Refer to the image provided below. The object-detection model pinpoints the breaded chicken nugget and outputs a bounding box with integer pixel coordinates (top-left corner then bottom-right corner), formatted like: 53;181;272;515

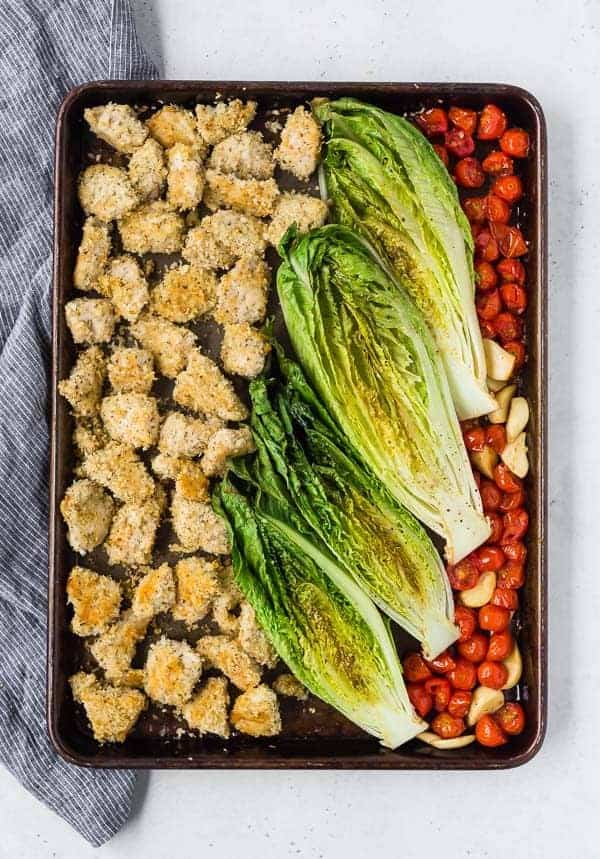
65;298;115;344
197;635;261;691
73;217;111;291
208;131;274;180
118;200;185;255
275;106;321;180
130;313;196;379
104;493;163;566
98;254;149;322
83;442;155;503
107;347;155;394
204;170;279;218
100;393;160;449
230;684;281;737
182;210;266;271
147;105;206;153
128;138;167;201
170;492;230;555
182;677;230;738
212;256;269;325
67;566;122;636
58;345;106;417
172;557;220;626
220;322;270;378
78;164;139;222
173;350;248;421
166;143;206;211
70;672;146;743
60;479;114;554
84;103;148;153
151;265;216;323
144;637;202;709
158;411;222;458
131;563;175;619
265;191;328;247
201;426;255;478
195;99;256;146
89;609;149;681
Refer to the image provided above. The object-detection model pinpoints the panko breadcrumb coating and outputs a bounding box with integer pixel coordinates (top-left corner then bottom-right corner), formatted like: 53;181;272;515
60;478;114;554
173;350;248;421
195;99;256;145
107;347;155;394
208;131;274;180
212;565;243;636
118;200;185;255
67;566;121;636
166;143;206;211
72;417;109;459
170;493;230;555
197;635;261;691
172;557;220;626
272;673;309;701
131;563;175;619
147;105;206;153
90;610;149;682
182;210;266;271
151;265;216;323
130;314;196;379
84;103;148;153
159;411;222;458
266;192;328;247
204;170;279;218
128;138;167;201
220;322;270;378
100;393;160;449
144;637;202;709
58;345;106;417
151;452;183;481
201;426;255;478
238;602;277;667
83;442;155;503
98;254;149;322
78;164;139;222
65;298;115;344
175;460;210;502
70;672;146;743
73;217;111;291
231;684;281;737
183;677;230;738
274;106;322;180
213;255;269;325
104;492;164;566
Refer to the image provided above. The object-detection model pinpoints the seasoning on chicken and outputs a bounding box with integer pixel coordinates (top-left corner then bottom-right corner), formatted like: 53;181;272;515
272;673;309;701
128;138;167;201
60;478;114;554
173;350;248;421
107;347;155;394
220;322;270;378
89;610;149;682
78;164;139;222
170;493;230;555
151;264;216;323
195;99;256;146
204;170;279;218
166;143;206;211
65;298;115;344
83;441;155;503
183;210;266;271
67;566;122;636
147;104;206;153
69;672;146;743
58;346;106;417
98;254;149;322
104;493;163;566
144;637;202;709
212;255;269;325
172;557;220;627
158;411;222;458
131;563;175;619
130;313;196;379
238;602;277;667
84;103;148;153
100;393;160;449
230;684;281;737
208;131;274;180
197;635;261;691
72;417;109;458
265;191;328;247
73;217;111;291
182;677;230;738
274;106;322;180
201;426;255;478
118;200;185;255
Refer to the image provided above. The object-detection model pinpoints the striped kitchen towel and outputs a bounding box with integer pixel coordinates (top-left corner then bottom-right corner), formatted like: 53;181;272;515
0;0;157;846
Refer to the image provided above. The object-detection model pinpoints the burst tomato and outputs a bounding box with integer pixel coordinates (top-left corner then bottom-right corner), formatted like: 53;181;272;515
463;426;487;451
445;127;475;157
448;658;478;690
428;650;456;674
497;561;525;590
424;677;452;712
480;479;502;511
493;174;523;203
500;128;530;158
431;712;465;739
486;425;507;454
482;150;514;175
403;652;432;683
494;311;523;343
477;289;502;320
486;194;511;224
503;340;526;370
503;508;529;541
490;223;528;257
449;106;478;134
478;660;509;689
458;633;488;663
479;603;511;632
500;283;527;314
477;546;506;573
447;554;480;591
448;690;472;718
416;107;448;136
455;157;485;188
476;714;507;747
464;196;488;223
475;228;500;261
496;257;526;284
487;512;504;544
407;682;433;718
499;487;526;512
477;104;508;140
496;702;526;735
491;586;519;610
501;540;527;563
494;464;523;494
454;605;477;642
487;630;514;661
475;260;498;291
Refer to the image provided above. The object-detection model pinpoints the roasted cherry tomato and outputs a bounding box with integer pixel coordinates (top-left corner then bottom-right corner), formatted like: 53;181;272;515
497;257;526;284
494;311;523;343
497;561;525;590
449;106;478;134
503;340;526;370
479;319;497;339
476;289;502;321
496;702;526;735
447;554;480;591
477;104;508;140
500;283;527;314
487;630;514;661
448;690;472;718
479;604;511;633
478;660;509;689
486;425;507;454
501;540;527;563
463;426;487;451
480;479;502;512
493;174;523;203
445;128;475;157
475;260;498;291
474;228;500;262
428;649;456;674
499;487;526;512
487;512;504;544
448;658;477;691
458;632;488;663
407;682;433;718
424;677;452;712
432;143;449;167
475;714;507;747
455;156;485;188
486;194;511;224
464;196;488;223
500;128;530;158
431;712;465;740
476;546;506;573
491;586;519;610
494;464;523;494
490;222;528;257
454;605;477;642
503;508;529;541
416;107;448;136
403;652;432;683
482;150;514;175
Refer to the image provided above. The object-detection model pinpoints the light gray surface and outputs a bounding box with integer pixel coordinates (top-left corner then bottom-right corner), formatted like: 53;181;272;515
1;0;597;855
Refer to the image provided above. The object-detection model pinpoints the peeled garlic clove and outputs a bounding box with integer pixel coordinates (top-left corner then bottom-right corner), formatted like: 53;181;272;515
466;686;505;726
417;731;476;750
506;397;530;442
483;339;516;382
501;432;529;478
459;570;496;608
487;377;506;393
502;644;523;690
470;446;498;480
488;384;517;424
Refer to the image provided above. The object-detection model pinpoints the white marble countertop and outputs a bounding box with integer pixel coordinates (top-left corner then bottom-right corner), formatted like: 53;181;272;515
2;1;598;856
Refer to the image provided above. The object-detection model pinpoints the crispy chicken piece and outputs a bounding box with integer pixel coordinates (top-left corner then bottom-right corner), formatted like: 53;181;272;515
175;460;210;502
204;170;279;218
84;103;148;153
97;254;149;322
201;426;255;478
147;105;206;153
182;677;230;738
195;99;256;146
212;565;244;636
107;347;155;394
159;412;222;458
231;684;281;737
170;493;230;555
100;393;160;449
172;557;220;626
73;217;111;291
118;200;185;255
70;672;146;743
166;143;206;211
238;602;277;667
104;493;163;566
67;566;121;636
272;673;309;701
83;442;155;503
128;138;167;201
220;322;270;378
131;563;175;619
60;478;114;554
208;131;274;180
144;637;202;709
151;452;182;481
58;346;106;417
213;256;269;325
173;350;248;421
89;609;149;682
78;164;139;222
266;191;328;247
197;636;261;691
274;106;322;180
183;210;266;271
72;417;109;458
65;298;115;344
130;313;196;379
151;265;216;323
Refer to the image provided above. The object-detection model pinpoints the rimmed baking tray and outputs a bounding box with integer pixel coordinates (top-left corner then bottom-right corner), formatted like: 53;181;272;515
48;81;547;769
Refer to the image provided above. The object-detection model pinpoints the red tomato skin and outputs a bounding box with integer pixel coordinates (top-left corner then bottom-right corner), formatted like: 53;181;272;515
486;425;507;454
496;702;526;735
500;128;530;158
447;690;472;719
491;587;519;610
407;682;433;718
487;630;514;661
464;196;488;223
490;222;528;257
475;229;500;262
448;658;478;691
493;174;523;203
476;289;502;321
479;319;497;339
424;677;452;712
477;104;508;140
445;128;475;157
428;650;456;675
449;106;478;134
433;143;449;168
482;150;514;175
416;108;448;136
458;633;488;663
476;714;508;747
500;283;527;314
487;512;504;544
503;508;529;541
475;260;498;291
478;660;509;689
454;605;477;642
447;555;481;591
403;653;432;683
499;487;526;512
463;427;487;451
486;194;511;224
431;712;465;740
497;561;526;590
494;464;523;494
503;340;526;370
480;479;502;512
476;546;506;573
479;604;511;633
455;157;485;188
497;258;526;285
501;540;527;563
494;311;523;343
